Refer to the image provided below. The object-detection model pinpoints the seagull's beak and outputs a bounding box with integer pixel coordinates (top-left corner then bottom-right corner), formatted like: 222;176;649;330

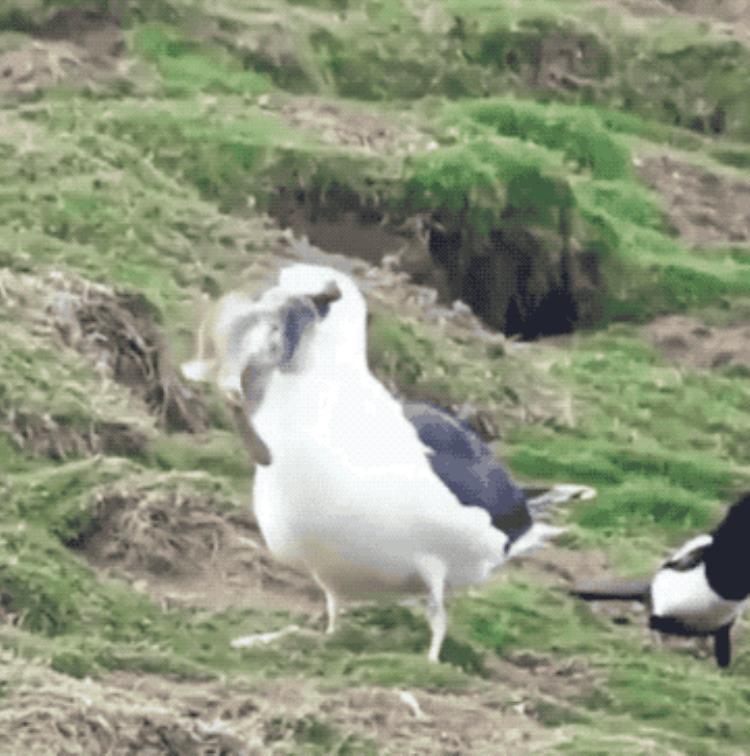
309;281;342;313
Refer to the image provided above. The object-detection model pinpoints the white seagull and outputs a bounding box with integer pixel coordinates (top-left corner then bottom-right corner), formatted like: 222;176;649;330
185;263;566;662
572;493;750;667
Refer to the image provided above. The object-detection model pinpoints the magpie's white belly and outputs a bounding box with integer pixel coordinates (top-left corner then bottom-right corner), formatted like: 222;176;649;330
651;564;742;632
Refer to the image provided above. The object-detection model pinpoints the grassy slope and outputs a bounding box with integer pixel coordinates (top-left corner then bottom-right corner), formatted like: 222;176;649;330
2;0;750;752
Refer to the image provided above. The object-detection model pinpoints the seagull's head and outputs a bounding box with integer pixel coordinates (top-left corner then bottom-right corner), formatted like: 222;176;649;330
224;270;345;395
181;266;345;401
270;264;368;371
275;264;364;322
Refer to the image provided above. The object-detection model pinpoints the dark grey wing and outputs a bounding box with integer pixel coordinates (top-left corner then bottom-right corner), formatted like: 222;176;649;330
403;401;532;543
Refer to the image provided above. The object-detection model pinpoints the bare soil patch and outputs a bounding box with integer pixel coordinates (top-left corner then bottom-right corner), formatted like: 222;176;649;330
644;314;750;369
3;268;209;433
53;280;209;433
4;407;149;460
636;154;750;247
77;481;321;615
0;654;248;755
660;0;750;24
0;5;134;98
0;653;560;755
1;270;157;458
596;0;750;38
279;97;428;154
269;193;411;266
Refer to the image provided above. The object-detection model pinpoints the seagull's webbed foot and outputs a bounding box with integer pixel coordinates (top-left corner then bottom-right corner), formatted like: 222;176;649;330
324;589;338;635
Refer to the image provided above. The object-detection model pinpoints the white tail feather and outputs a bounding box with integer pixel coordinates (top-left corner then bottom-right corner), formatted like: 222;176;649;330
181;358;215;382
507;522;566;559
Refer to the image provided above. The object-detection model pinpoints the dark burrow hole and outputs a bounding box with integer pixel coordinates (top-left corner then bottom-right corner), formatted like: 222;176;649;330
269;187;599;340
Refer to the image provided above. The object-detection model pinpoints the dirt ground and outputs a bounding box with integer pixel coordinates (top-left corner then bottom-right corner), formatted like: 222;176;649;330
0;649;567;755
644;314;750;369
79;483;322;616
0;6;135;97
604;0;750;38
0;267;208;441
636;154;750;247
278;98;429;155
3;495;611;755
658;0;750;24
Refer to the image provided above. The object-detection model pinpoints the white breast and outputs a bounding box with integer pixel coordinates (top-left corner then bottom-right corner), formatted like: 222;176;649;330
251;367;509;597
651;563;744;632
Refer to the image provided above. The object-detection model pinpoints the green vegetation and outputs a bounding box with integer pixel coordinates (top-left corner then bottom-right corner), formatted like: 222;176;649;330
1;0;750;751
133;23;273;98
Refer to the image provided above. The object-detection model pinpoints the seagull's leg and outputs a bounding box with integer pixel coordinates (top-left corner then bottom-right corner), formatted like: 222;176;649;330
426;591;446;664
323;589;338;635
313;573;338;634
417;556;447;664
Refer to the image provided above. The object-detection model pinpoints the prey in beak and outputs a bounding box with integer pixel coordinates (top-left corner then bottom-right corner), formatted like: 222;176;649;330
181;280;342;467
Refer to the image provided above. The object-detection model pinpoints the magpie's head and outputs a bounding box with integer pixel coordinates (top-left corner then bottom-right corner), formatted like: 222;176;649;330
713;493;750;542
705;492;750;601
660;534;711;573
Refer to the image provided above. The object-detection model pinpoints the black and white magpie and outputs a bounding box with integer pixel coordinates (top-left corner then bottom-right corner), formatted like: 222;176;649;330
572;493;750;667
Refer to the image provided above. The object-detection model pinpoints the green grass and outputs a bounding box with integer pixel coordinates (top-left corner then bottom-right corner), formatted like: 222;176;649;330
1;0;750;750
505;325;750;574
451;99;631;181
133;23;273;98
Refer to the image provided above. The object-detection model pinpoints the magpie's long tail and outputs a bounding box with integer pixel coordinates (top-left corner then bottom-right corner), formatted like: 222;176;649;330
570;577;651;602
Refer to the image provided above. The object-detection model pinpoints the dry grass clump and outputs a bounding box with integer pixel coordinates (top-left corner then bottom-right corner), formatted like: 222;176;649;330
81;485;252;577
1;267;209;436
3;408;148;460
69;472;321;611
0;653;247;755
43;272;209;433
0;4;138;99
